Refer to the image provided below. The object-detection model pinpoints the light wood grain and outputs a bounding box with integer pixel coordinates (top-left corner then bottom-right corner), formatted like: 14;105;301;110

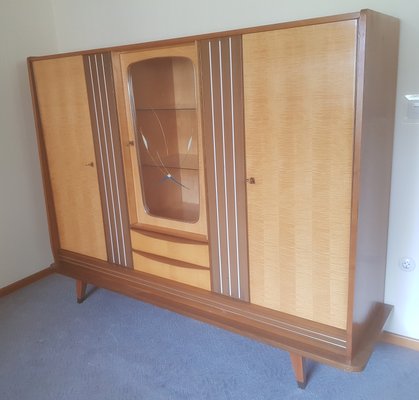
132;251;211;290
131;229;210;268
33;56;107;260
111;52;138;226
243;20;357;329
117;44;208;237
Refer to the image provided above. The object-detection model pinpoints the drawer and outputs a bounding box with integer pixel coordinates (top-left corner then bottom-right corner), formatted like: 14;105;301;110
131;229;210;268
133;251;211;290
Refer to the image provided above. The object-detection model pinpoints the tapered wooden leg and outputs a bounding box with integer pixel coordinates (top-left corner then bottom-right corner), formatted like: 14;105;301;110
76;280;87;304
290;353;307;389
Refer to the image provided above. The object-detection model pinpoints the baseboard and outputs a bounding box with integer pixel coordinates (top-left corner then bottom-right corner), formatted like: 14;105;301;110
381;331;419;352
0;265;57;297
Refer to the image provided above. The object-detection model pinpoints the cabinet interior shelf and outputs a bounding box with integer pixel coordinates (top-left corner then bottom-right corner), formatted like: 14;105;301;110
141;154;198;171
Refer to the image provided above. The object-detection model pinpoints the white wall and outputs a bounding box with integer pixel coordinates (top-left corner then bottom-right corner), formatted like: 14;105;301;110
4;0;418;339
0;1;57;287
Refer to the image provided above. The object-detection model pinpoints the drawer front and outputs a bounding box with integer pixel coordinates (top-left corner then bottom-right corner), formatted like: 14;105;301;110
133;251;211;290
131;229;210;268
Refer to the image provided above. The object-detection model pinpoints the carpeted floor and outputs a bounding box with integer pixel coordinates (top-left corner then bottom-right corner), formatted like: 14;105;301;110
1;274;418;400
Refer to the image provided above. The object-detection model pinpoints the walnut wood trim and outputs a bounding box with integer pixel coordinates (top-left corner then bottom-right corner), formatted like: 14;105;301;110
346;9;399;358
199;36;249;301
84;52;133;267
381;332;419;352
76;279;87;303
132;250;210;271
290;353;307;389
346;11;364;358
27;12;361;61
0;265;56;297
54;251;380;370
27;60;60;260
350;303;393;370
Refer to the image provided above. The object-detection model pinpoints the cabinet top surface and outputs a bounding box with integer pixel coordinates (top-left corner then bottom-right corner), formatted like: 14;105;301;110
27;10;379;61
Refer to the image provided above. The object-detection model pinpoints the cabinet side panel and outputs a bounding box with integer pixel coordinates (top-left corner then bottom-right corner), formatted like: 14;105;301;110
84;53;133;267
32;56;107;260
200;37;250;301
243;21;357;328
349;11;399;356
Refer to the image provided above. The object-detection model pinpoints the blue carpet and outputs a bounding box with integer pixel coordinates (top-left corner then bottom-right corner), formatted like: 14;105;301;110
1;274;418;400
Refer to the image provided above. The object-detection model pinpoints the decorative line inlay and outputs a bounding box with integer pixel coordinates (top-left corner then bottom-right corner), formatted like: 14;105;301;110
218;40;233;296
59;254;347;352
94;55;121;264
84;53;132;267
99;54;127;267
201;37;249;301
208;41;224;294
87;57;115;262
229;37;241;299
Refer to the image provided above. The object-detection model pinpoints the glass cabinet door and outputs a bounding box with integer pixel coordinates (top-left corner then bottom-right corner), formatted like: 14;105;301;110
129;57;200;223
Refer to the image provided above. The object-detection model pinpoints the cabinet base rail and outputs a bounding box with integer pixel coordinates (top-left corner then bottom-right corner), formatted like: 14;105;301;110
63;252;391;387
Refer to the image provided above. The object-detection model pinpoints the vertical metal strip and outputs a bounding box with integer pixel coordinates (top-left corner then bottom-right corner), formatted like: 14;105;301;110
84;53;133;267
208;41;224;294
85;55;116;263
230;36;250;301
102;53;133;267
100;54;127;266
200;36;250;301
94;54;121;265
218;40;232;296
229;37;241;299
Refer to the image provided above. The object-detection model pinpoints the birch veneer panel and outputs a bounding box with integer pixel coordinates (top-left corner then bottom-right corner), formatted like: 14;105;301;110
243;20;357;329
131;229;210;268
132;251;211;290
32;56;107;260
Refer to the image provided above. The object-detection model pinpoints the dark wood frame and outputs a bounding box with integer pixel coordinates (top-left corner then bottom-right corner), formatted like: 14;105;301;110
27;9;399;388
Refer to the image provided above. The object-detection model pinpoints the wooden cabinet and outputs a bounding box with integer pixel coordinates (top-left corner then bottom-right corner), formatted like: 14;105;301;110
28;9;399;388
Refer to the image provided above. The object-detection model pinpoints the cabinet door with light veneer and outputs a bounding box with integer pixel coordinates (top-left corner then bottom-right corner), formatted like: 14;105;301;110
243;20;357;329
31;56;107;260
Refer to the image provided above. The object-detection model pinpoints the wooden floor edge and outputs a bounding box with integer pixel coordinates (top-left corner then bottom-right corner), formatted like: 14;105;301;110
381;331;419;352
0;264;57;297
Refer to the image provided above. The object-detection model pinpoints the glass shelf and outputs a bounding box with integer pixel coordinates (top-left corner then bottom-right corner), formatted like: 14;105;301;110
129;56;200;223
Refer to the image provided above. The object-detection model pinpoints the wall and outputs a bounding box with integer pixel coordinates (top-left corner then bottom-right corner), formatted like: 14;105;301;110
0;1;57;288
